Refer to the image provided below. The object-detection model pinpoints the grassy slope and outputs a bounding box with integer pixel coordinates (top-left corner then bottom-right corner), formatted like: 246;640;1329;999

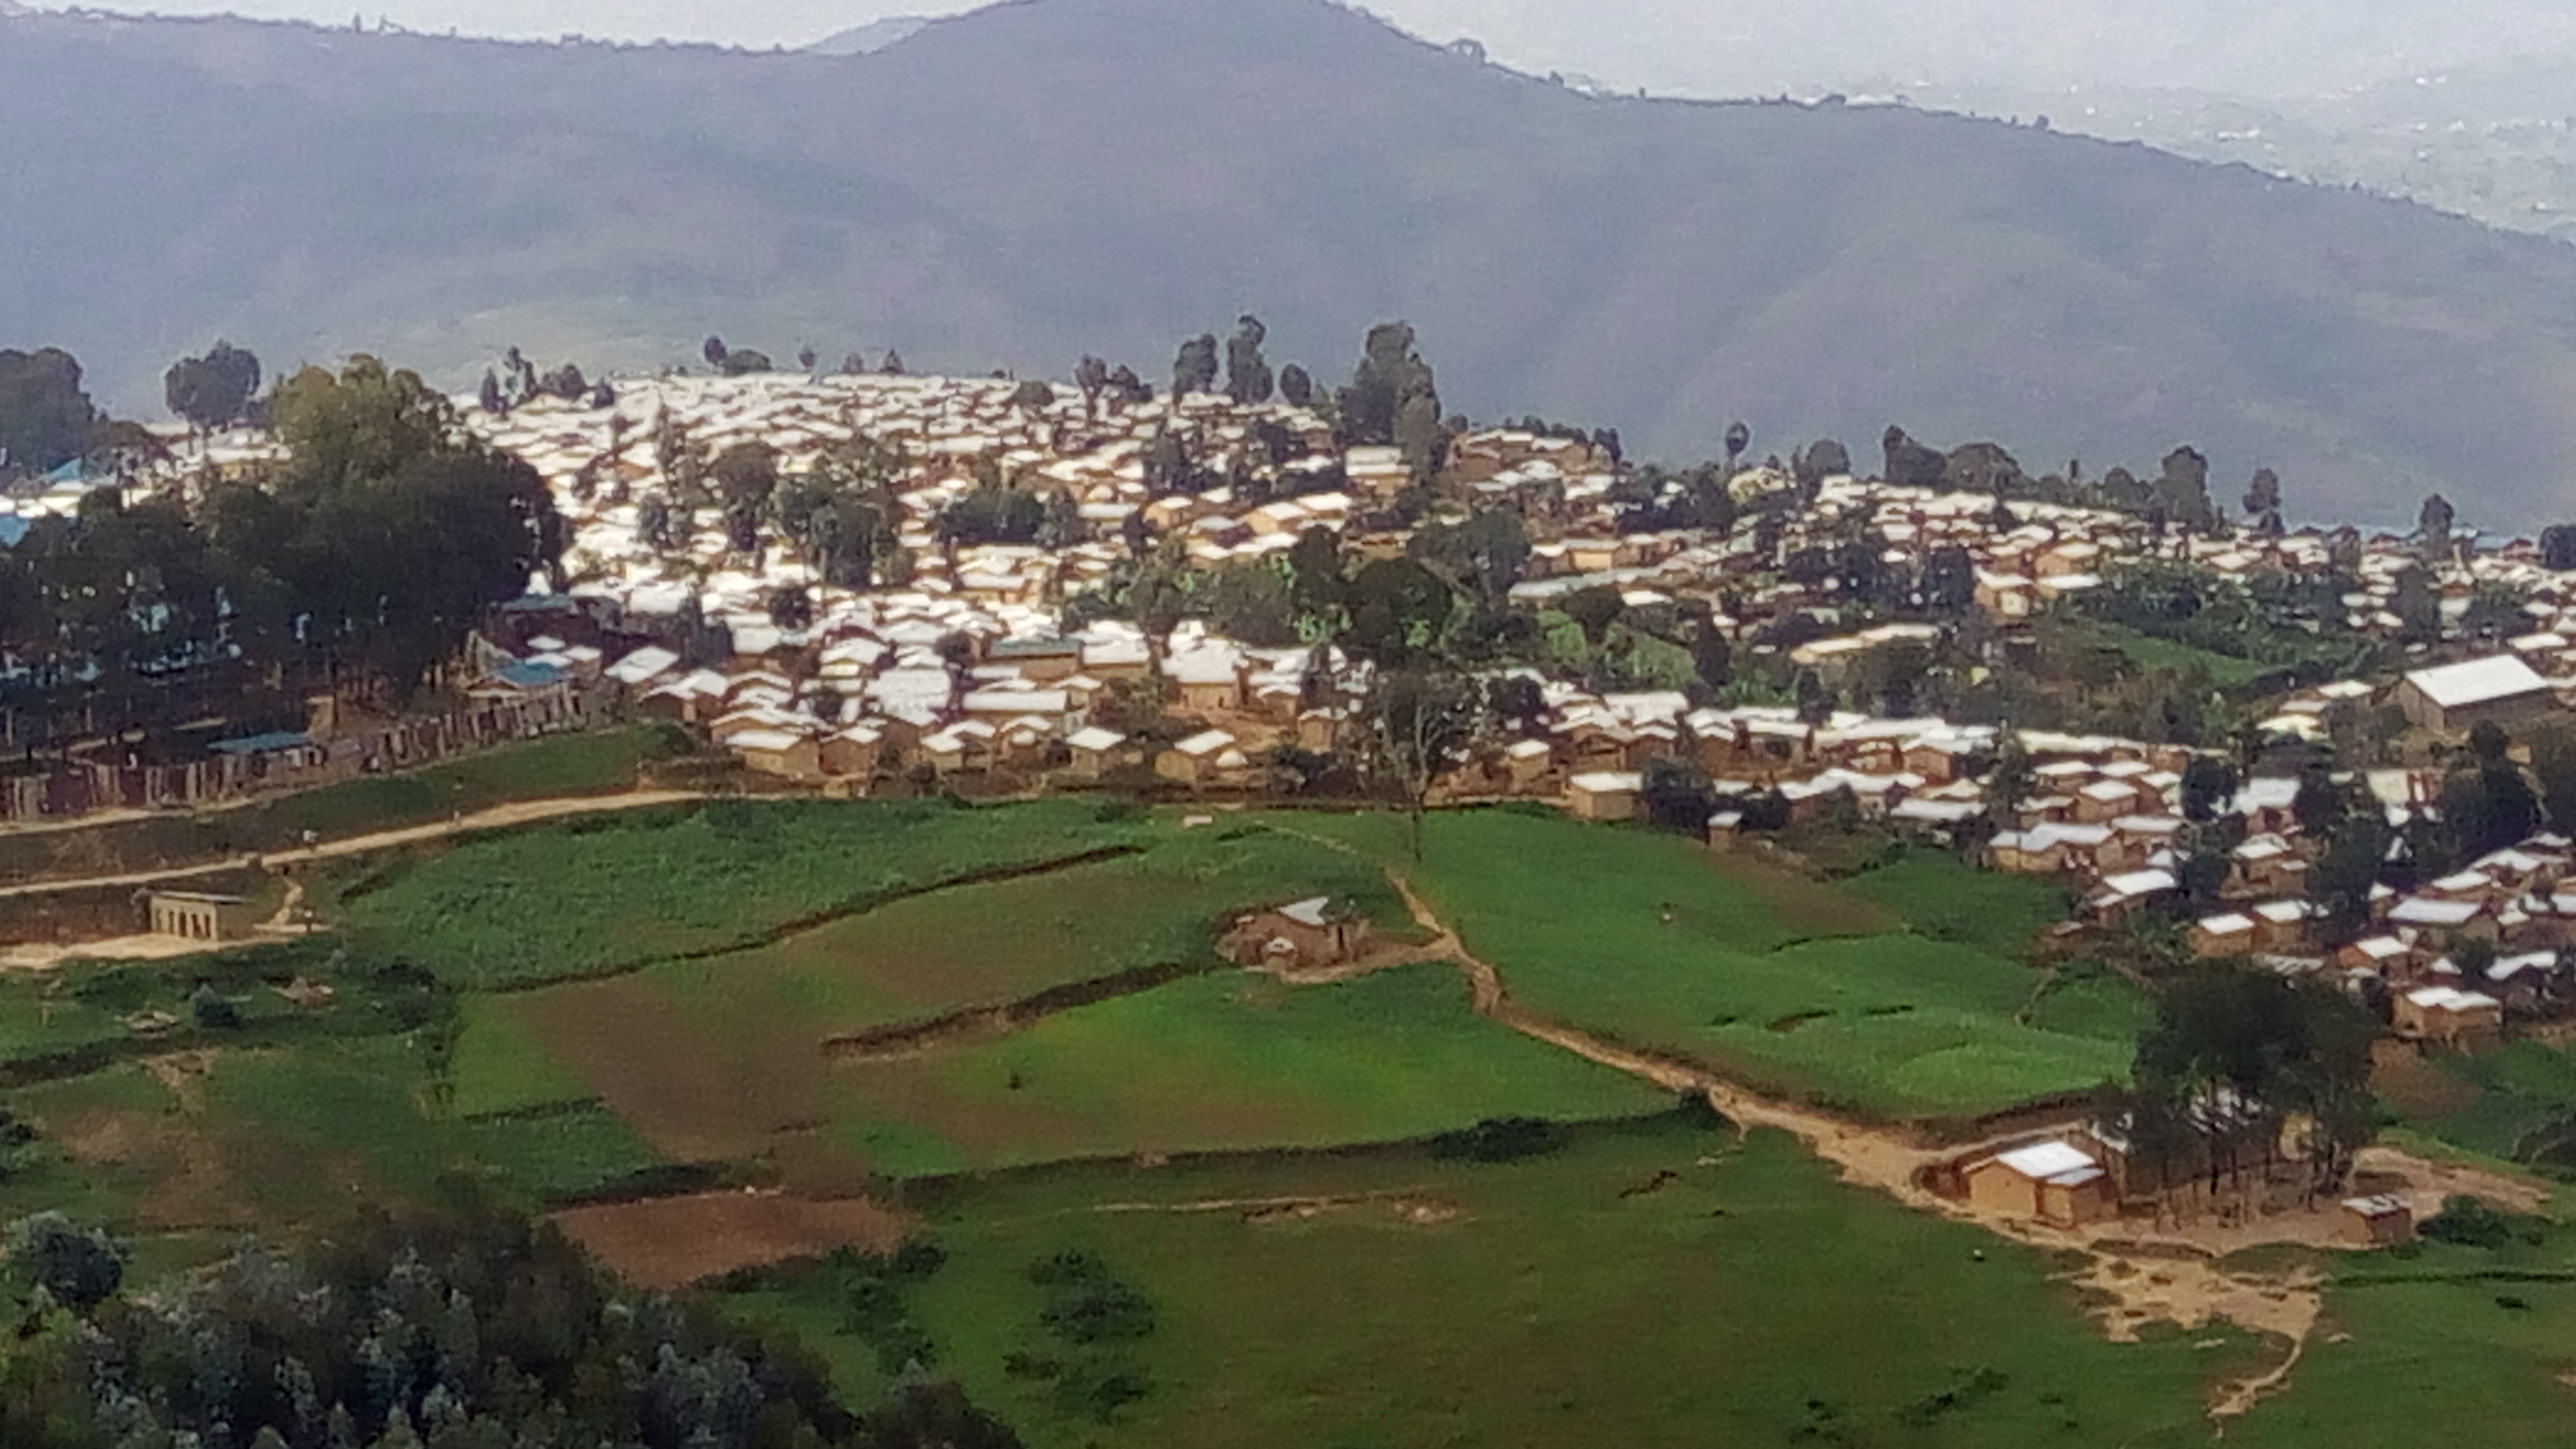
637;824;1409;1042
459;817;1639;1177
2414;1041;2576;1169
2229;1203;2576;1449
735;1124;2254;1449
0;727;679;884
335;798;1137;989
828;965;1667;1177
2061;619;2282;686
1303;810;2133;1119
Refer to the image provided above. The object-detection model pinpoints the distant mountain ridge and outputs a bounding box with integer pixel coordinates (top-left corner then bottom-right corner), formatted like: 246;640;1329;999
804;15;932;56
6;0;2576;525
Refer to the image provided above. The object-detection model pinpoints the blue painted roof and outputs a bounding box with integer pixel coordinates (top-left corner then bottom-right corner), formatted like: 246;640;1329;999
210;731;315;756
0;518;28;548
495;660;567;689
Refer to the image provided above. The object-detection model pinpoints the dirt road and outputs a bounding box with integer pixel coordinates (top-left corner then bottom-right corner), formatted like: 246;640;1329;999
1381;872;2542;1420
0;790;706;900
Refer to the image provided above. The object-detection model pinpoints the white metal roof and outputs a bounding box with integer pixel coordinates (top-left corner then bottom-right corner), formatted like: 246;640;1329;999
2404;654;2551;710
1991;1140;2098;1181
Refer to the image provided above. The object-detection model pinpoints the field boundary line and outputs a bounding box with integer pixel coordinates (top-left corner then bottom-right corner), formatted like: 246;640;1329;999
484;843;1149;994
820;954;1211;1056
0;788;711;899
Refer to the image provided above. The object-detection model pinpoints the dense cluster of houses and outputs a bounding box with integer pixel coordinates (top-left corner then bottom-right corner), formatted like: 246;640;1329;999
94;375;2576;1060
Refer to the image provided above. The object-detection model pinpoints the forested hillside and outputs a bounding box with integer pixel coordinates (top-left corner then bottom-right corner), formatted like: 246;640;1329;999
9;0;2576;522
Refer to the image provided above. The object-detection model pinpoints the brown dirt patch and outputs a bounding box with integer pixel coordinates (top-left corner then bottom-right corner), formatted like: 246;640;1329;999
1706;853;1899;937
513;976;847;1169
735;860;1179;1026
2372;1051;2483;1120
552;1191;915;1290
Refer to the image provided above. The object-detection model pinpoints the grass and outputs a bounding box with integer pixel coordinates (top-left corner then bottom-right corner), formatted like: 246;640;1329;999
730;1122;2259;1449
450;995;594;1117
641;824;1409;1042
334;798;1140;989
0;726;685;885
2061;619;2282;687
824;964;1669;1177
458;1103;668;1204
458;820;1489;1175
199;1036;462;1214
2227;1220;2576;1449
2411;1042;2576;1171
1311;810;2138;1121
1840;850;2071;955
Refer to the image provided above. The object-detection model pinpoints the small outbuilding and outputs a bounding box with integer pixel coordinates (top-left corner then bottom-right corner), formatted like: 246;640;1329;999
1961;1139;2118;1228
1567;771;1644;822
144;891;263;945
1223;897;1370;970
2339;1194;2417;1247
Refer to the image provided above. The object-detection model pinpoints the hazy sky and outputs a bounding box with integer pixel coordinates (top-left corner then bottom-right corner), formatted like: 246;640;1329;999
21;0;2575;97
22;1;1548;58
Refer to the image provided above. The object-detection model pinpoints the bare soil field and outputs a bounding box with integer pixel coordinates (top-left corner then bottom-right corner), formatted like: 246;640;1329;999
553;1191;914;1290
1706;851;1901;937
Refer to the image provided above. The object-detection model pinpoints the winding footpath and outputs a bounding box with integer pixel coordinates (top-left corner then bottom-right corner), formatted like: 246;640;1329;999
1385;871;2339;1423
0;789;708;900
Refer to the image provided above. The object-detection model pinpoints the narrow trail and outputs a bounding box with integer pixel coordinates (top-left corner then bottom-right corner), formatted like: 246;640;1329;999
0;789;708;899
1383;870;2339;1420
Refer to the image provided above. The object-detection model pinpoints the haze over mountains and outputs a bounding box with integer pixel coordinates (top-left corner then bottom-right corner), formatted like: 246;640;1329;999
8;0;2576;524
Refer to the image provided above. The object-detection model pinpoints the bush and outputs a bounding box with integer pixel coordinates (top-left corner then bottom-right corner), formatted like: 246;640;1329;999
1672;1091;1733;1132
6;1213;124;1308
2420;1196;2550;1250
1430;1115;1564;1162
1039;1280;1157;1345
188;983;243;1031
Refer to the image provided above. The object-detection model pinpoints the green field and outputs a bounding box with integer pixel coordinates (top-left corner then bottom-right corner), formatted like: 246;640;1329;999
638;824;1409;1042
826;965;1668;1176
2061;619;2282;688
4;796;2574;1446
458;1103;670;1203
0;726;686;885
335;798;1140;988
2224;1197;2576;1449
1289;810;2134;1120
453;818;1636;1177
730;1122;2261;1449
2410;1042;2576;1173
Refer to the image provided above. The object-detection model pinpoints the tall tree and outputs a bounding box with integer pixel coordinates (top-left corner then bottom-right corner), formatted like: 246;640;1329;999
2154;446;2216;531
1171;334;1220;397
1224;315;1274;405
163;341;263;434
0;347;101;477
2542;524;2576;572
257;356;565;695
1278;363;1315;408
1358;665;1475;861
2418;493;2458;563
2128;967;2378;1202
2241;467;2283;532
1339;323;1442;481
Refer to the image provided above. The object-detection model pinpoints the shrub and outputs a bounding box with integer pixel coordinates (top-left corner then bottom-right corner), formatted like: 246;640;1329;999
1430;1115;1564;1162
2420;1196;2550;1250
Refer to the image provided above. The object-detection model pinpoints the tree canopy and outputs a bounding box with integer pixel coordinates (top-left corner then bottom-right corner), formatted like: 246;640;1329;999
0;347;103;478
0;1200;1024;1449
164;340;263;433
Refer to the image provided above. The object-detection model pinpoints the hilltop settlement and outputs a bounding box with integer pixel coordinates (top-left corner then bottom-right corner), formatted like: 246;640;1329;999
11;324;2576;1214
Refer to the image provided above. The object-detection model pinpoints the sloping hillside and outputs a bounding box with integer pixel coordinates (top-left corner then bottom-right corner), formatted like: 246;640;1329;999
6;0;2576;523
